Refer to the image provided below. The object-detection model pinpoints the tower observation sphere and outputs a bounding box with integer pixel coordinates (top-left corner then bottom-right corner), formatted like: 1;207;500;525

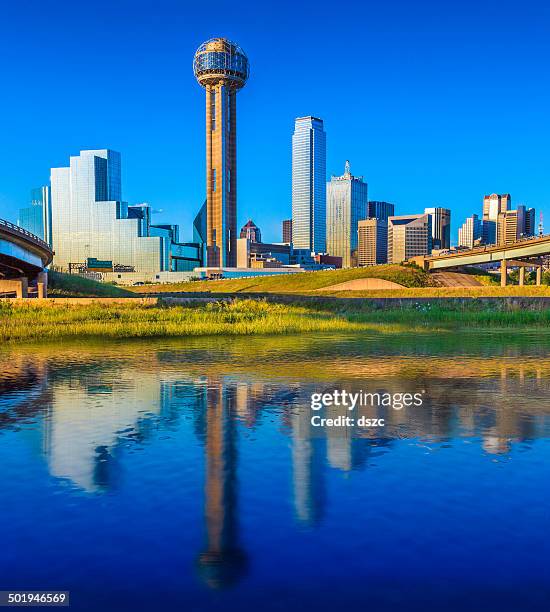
193;37;249;267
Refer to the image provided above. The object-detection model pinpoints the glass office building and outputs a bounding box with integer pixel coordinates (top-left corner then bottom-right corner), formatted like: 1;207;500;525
387;214;432;263
326;161;368;267
292;116;326;253
424;207;451;250
18;186;52;244
50;149;180;273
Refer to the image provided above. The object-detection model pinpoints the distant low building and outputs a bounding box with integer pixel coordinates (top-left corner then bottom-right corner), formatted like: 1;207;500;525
387;214;432;263
240;219;262;243
358;218;388;265
282;219;292;244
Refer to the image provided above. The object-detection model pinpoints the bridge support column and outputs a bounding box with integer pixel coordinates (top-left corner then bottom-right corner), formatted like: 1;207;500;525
536;266;542;286
519;267;525;286
0;277;28;298
37;271;48;299
500;260;507;287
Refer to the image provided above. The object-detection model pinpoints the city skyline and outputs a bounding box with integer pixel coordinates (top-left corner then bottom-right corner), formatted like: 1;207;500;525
1;0;549;245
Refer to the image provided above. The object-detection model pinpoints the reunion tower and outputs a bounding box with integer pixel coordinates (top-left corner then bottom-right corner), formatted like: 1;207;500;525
193;38;249;267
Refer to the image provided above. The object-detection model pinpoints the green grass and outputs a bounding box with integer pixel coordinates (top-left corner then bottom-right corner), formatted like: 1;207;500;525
128;264;433;294
2;298;550;344
48;271;133;297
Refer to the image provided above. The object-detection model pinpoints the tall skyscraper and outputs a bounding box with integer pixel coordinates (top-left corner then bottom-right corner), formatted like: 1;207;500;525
326;161;368;268
18;186;52;244
387;214;432;263
358;218;388;266
483;193;511;220
239;219;261;243
50;149;178;272
193;38;249;267
367;201;395;222
282;219;292;244
292;116;326;253
482;193;511;245
457;214;482;249
424;207;451;249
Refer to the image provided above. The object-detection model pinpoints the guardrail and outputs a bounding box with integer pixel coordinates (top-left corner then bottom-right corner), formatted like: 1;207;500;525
0;218;52;252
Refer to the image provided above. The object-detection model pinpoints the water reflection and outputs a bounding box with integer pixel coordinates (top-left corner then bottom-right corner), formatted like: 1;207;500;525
1;334;550;596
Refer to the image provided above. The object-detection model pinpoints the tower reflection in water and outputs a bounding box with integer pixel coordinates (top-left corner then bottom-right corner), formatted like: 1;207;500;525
194;379;248;589
2;351;550;591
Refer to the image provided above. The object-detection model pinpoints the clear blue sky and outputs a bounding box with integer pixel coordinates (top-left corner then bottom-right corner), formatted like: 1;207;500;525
1;0;548;244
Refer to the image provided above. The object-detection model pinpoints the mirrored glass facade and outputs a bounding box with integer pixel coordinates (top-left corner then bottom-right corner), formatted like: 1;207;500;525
18;186;52;245
292;117;326;253
50;149;171;273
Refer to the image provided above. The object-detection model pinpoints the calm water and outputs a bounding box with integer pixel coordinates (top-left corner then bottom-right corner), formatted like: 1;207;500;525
1;332;550;611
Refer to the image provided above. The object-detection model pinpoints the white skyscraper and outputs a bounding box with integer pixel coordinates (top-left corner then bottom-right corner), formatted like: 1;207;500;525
458;214;482;248
292;116;326;253
326;161;368;267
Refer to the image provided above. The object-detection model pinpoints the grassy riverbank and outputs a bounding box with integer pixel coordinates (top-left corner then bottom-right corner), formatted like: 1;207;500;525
128;264;434;294
2;298;550;343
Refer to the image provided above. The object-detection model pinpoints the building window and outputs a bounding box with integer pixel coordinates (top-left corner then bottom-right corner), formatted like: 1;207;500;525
212;169;216;192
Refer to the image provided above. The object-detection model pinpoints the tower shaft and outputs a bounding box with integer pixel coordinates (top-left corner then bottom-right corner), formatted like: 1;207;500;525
205;82;237;267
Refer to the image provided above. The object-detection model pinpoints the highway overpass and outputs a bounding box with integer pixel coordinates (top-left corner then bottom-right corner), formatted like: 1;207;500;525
0;218;53;297
414;234;550;286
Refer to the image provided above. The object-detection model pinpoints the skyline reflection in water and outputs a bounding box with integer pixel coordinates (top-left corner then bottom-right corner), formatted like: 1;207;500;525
1;333;550;611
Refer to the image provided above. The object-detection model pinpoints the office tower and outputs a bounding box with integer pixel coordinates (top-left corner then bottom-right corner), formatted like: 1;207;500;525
292;116;326;253
387;214;432;263
483;193;511;220
358;218;388;265
239;219;261;243
424;206;451;249
525;207;536;236
482;193;510;245
326;161;368;267
367;201;395;222
193;38;249;267
50;149;177;272
282;219;292;243
497;206;526;245
457;214;482;248
18;186;52;244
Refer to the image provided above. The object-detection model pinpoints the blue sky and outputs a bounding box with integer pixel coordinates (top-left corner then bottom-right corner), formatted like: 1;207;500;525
0;0;548;243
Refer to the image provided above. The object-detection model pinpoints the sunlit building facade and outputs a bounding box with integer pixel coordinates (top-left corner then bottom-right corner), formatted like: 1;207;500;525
292;116;326;253
326;161;368;267
50;149;178;273
387;214;432;263
357;218;388;265
497;205;526;245
457;214;482;249
193;38;249;267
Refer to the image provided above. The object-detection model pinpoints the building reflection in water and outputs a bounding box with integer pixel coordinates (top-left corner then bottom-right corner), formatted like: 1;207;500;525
2;352;550;590
194;379;248;589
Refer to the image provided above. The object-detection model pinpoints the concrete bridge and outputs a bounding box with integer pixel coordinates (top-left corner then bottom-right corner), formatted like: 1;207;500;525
414;234;550;286
0;218;53;297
